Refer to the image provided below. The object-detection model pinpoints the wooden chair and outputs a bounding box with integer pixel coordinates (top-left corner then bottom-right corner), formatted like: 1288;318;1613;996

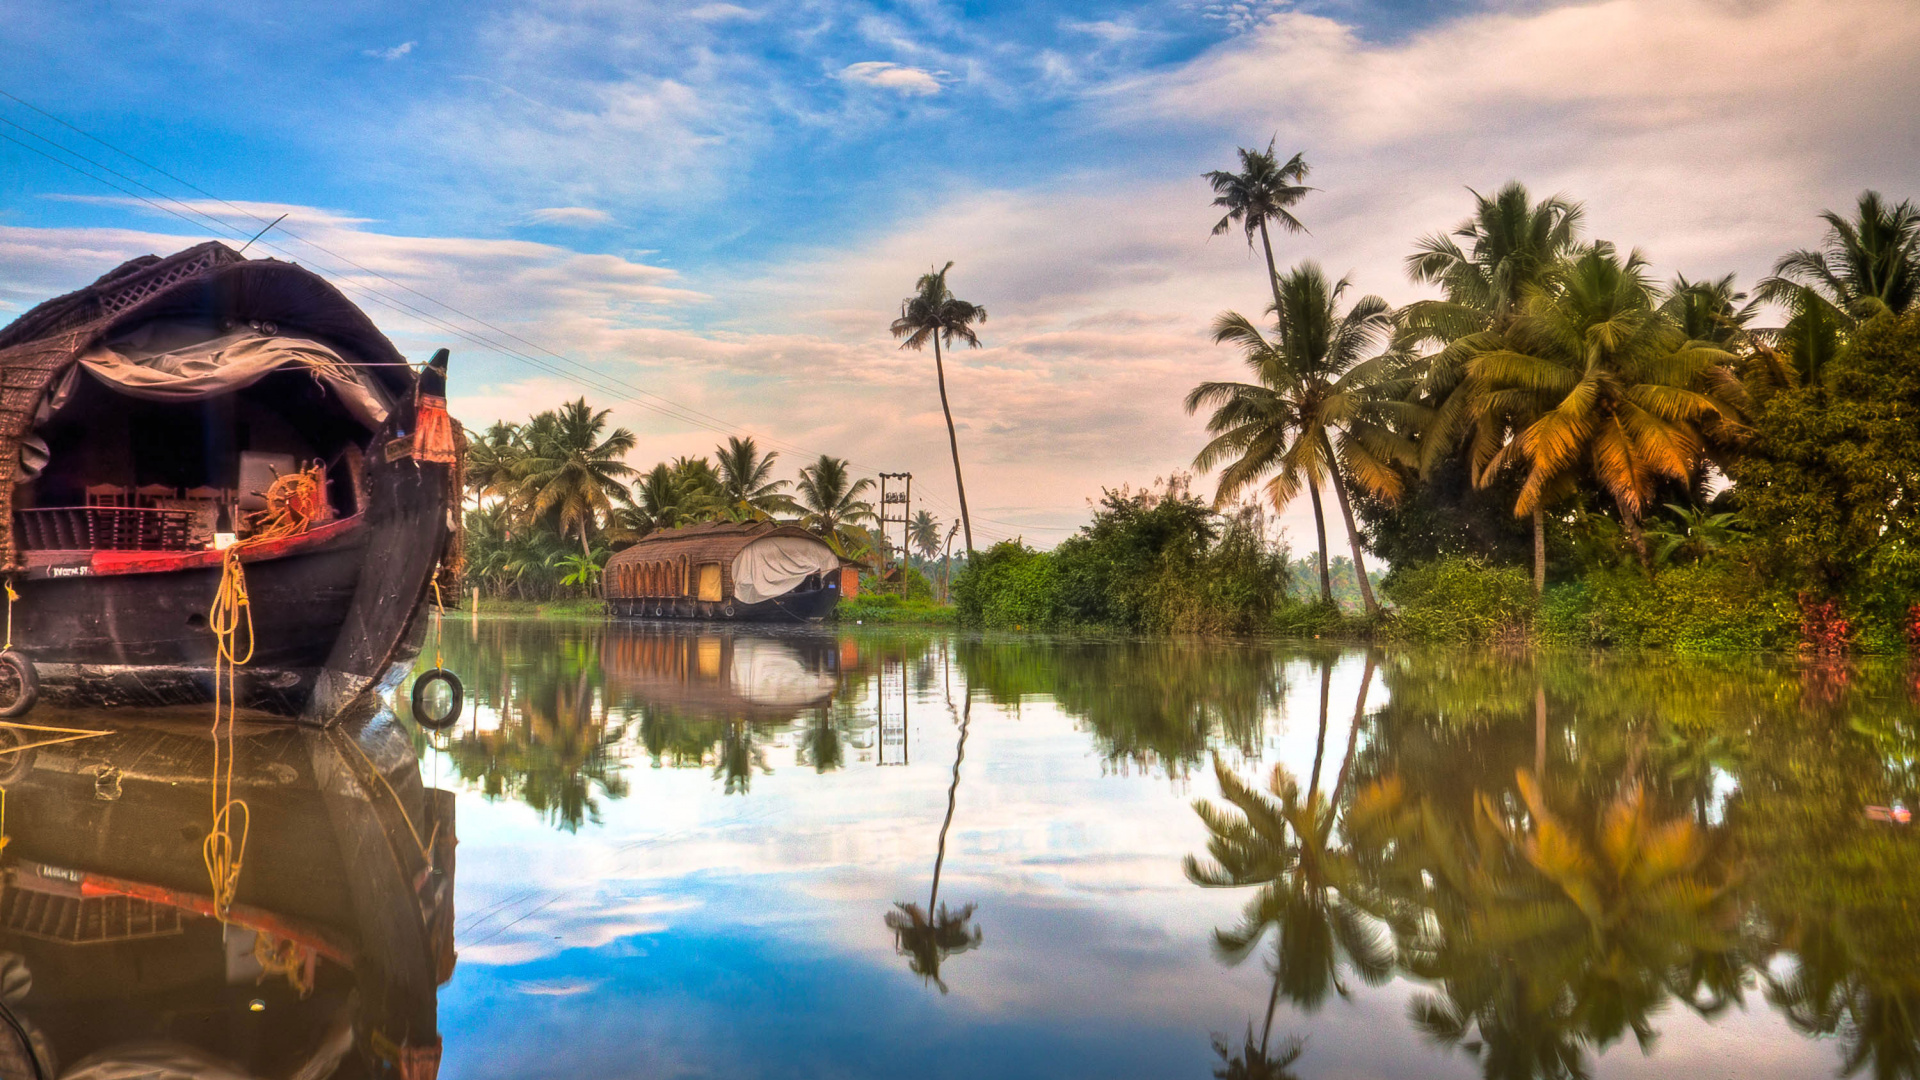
85;484;130;508
133;483;176;508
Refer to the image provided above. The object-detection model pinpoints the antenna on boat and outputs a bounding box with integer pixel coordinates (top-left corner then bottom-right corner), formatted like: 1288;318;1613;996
238;213;288;254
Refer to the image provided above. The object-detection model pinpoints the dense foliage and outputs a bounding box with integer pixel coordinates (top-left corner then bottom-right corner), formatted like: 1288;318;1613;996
951;479;1292;634
460;400;906;601
1184;144;1920;652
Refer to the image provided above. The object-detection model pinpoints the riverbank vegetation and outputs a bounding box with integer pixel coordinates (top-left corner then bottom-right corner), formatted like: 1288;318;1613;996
951;151;1919;654
457;404;962;602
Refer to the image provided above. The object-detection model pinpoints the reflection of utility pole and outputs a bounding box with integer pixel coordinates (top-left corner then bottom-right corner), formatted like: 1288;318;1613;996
878;657;909;766
878;472;912;595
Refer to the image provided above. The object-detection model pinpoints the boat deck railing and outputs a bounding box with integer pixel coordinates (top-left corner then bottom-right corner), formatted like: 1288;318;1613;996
15;506;196;552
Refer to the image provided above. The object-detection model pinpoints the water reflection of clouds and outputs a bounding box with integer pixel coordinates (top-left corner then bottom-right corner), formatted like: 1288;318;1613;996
436;640;1843;1079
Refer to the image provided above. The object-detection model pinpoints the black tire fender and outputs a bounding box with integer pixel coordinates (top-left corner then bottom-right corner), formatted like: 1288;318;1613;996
411;668;463;730
0;651;38;719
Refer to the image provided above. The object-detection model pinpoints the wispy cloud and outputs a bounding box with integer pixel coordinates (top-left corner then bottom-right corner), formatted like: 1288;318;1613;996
364;41;416;61
837;61;944;96
688;3;759;21
525;206;616;228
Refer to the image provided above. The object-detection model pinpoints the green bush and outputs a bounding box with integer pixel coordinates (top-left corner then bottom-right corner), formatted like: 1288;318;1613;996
1381;556;1536;643
951;485;1292;633
1533;562;1795;653
837;593;956;625
951;541;1060;629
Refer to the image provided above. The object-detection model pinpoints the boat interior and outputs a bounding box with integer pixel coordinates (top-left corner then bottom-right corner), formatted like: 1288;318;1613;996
14;318;392;564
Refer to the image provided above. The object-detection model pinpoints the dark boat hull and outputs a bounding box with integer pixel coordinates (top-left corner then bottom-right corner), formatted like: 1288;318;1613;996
607;580;841;623
7;396;454;723
0;719;452;1078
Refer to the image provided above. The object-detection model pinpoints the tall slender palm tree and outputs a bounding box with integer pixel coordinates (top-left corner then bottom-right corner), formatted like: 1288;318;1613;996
1188;264;1412;614
1467;245;1741;566
796;454;877;556
1757;190;1920;383
713;436;796;520
891;262;985;554
1206;140;1313;319
1400;183;1584;594
516;399;637;558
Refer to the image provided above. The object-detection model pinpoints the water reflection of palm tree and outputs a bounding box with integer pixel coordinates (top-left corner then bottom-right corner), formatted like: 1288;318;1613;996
885;689;982;993
1368;769;1740;1080
1190;652;1384;1068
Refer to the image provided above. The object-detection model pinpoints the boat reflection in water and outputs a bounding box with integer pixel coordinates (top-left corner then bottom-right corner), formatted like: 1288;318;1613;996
0;714;453;1079
601;626;841;721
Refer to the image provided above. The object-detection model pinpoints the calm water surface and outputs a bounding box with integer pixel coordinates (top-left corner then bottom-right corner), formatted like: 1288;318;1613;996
12;616;1920;1079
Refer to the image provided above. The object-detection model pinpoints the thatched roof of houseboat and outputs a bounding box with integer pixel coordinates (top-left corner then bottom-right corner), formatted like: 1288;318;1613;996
0;241;416;567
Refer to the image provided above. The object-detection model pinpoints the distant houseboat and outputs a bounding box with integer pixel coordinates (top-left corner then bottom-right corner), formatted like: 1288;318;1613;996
604;521;854;623
0;242;459;722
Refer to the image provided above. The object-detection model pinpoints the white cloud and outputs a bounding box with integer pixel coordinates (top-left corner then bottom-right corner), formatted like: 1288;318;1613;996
837;61;944;96
687;3;758;21
525;206;616;227
364;41;416;61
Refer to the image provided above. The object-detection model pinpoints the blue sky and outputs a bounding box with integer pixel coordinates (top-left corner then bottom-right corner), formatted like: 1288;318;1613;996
3;0;1916;544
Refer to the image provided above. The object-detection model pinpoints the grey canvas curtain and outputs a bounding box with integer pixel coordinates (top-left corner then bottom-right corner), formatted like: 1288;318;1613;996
74;325;390;431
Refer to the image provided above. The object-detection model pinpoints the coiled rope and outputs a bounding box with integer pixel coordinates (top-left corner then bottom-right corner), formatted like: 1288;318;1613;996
203;464;326;920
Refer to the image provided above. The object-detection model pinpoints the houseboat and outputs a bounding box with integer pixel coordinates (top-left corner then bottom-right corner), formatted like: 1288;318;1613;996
0;241;460;723
604;521;854;623
0;717;453;1079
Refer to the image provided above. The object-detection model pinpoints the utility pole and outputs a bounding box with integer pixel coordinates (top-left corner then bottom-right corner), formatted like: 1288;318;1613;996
878;471;912;595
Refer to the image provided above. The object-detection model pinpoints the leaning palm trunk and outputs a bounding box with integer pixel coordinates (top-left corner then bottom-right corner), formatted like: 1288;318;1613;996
1331;653;1375;812
1532;507;1546;596
1616;496;1652;571
933;335;975;554
1307;481;1333;605
1321;435;1379;615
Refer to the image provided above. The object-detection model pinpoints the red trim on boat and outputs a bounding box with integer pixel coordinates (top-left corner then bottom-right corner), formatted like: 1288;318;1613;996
23;514;365;580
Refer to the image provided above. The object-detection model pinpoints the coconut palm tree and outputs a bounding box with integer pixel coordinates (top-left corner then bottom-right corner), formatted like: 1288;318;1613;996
796;454;877;556
1467;245;1741;567
1188;264;1412;614
465;420;525;506
1400;183;1585;594
1205;140;1313;319
909;510;941;560
516;399;637;559
1757;191;1920;384
713;436;797;520
891;262;985;555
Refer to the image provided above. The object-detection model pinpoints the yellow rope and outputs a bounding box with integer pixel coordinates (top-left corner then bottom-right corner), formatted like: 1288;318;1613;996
431;575;444;670
252;931;316;997
202;464;326;920
204;545;253;921
3;580;14;651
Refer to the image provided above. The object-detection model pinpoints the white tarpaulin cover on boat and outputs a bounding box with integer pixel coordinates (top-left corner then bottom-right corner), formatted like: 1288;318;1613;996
74;322;390;431
730;534;840;604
